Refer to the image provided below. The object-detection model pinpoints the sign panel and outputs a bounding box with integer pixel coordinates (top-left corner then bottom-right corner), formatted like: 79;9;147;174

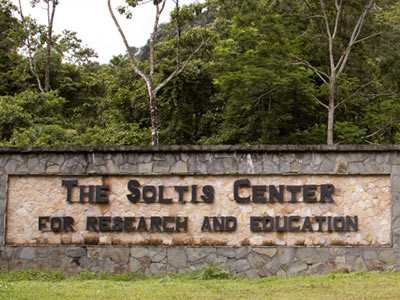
6;175;391;246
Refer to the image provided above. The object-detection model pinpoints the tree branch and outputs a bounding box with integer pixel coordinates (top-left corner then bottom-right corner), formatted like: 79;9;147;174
154;37;207;95
353;32;382;45
17;0;44;93
320;0;335;72
334;80;376;109
107;0;149;86
311;94;329;110
336;0;376;74
149;0;167;82
293;61;329;86
363;118;395;140
332;0;342;40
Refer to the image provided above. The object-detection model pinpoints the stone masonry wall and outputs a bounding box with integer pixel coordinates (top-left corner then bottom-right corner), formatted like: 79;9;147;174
1;145;400;277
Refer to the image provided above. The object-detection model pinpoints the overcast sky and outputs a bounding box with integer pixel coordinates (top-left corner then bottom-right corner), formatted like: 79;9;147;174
16;0;196;64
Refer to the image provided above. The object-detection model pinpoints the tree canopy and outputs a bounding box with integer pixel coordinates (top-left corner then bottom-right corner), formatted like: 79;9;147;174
0;0;399;146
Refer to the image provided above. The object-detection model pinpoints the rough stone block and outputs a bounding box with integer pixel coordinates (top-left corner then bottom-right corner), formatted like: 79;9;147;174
234;259;250;273
106;248;130;265
247;253;268;269
131;247;148;259
287;262;307;276
351;256;367;272
128;258;143;273
296;248;320;264
223;157;238;172
306;262;334;275
239;269;259;278
379;249;400;265
149;247;167;263
149;263;167;275
170;161;188;173
167;248;187;269
138;163;152;173
278;248;296;265
65;247;86;258
253;248;277;258
217;248;236;258
266;256;280;274
187;248;210;262
153;161;170;173
236;247;250;259
18;247;35;260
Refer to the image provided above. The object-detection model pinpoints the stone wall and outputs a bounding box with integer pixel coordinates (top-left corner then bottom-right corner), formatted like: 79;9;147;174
1;145;400;277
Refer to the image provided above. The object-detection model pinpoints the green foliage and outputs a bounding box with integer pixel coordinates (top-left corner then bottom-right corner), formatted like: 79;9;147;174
0;0;400;146
192;263;234;280
0;269;65;282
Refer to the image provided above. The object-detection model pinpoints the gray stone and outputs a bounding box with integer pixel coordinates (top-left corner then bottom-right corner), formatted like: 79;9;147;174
247;253;268;269
319;159;334;172
5;159;18;173
365;259;384;270
209;158;224;173
128;258;143;273
152;161;170;173
306;262;334;275
278;248;296;265
379;249;400;265
330;248;346;257
107;248;130;265
234;259;250;273
105;160;120;173
187;248;214;262
347;162;364;174
131;247;148;259
266;256;281;274
65;247;86;258
363;251;378;260
18;247;35;260
236;247;250;259
138;163;152;173
319;248;331;262
223;157;238;172
46;164;60;173
149;247;167;263
351;256;367;272
287;262;307;276
217;248;236;258
213;256;228;266
27;157;39;170
167;248;187;269
204;253;218;265
239;269;260;278
296;248;320;264
170;161;188;173
253;248;277;258
149;263;166;276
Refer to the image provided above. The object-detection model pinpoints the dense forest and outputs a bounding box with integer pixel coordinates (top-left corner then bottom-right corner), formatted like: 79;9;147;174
1;0;400;146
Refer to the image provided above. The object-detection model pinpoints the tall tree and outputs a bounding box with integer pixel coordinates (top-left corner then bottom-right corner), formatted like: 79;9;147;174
299;0;379;145
108;0;208;145
17;0;59;92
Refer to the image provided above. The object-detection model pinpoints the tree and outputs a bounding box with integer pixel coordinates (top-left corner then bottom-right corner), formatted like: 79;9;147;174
107;0;209;145
0;0;25;95
299;0;380;145
17;0;59;92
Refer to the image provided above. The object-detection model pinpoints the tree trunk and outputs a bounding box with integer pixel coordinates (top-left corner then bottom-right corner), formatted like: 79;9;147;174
327;79;336;145
149;91;159;145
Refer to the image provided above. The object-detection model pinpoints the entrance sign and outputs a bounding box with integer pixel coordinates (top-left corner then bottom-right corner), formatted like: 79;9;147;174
6;175;391;246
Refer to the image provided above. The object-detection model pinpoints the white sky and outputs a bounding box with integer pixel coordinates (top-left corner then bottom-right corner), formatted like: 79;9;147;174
15;0;196;64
